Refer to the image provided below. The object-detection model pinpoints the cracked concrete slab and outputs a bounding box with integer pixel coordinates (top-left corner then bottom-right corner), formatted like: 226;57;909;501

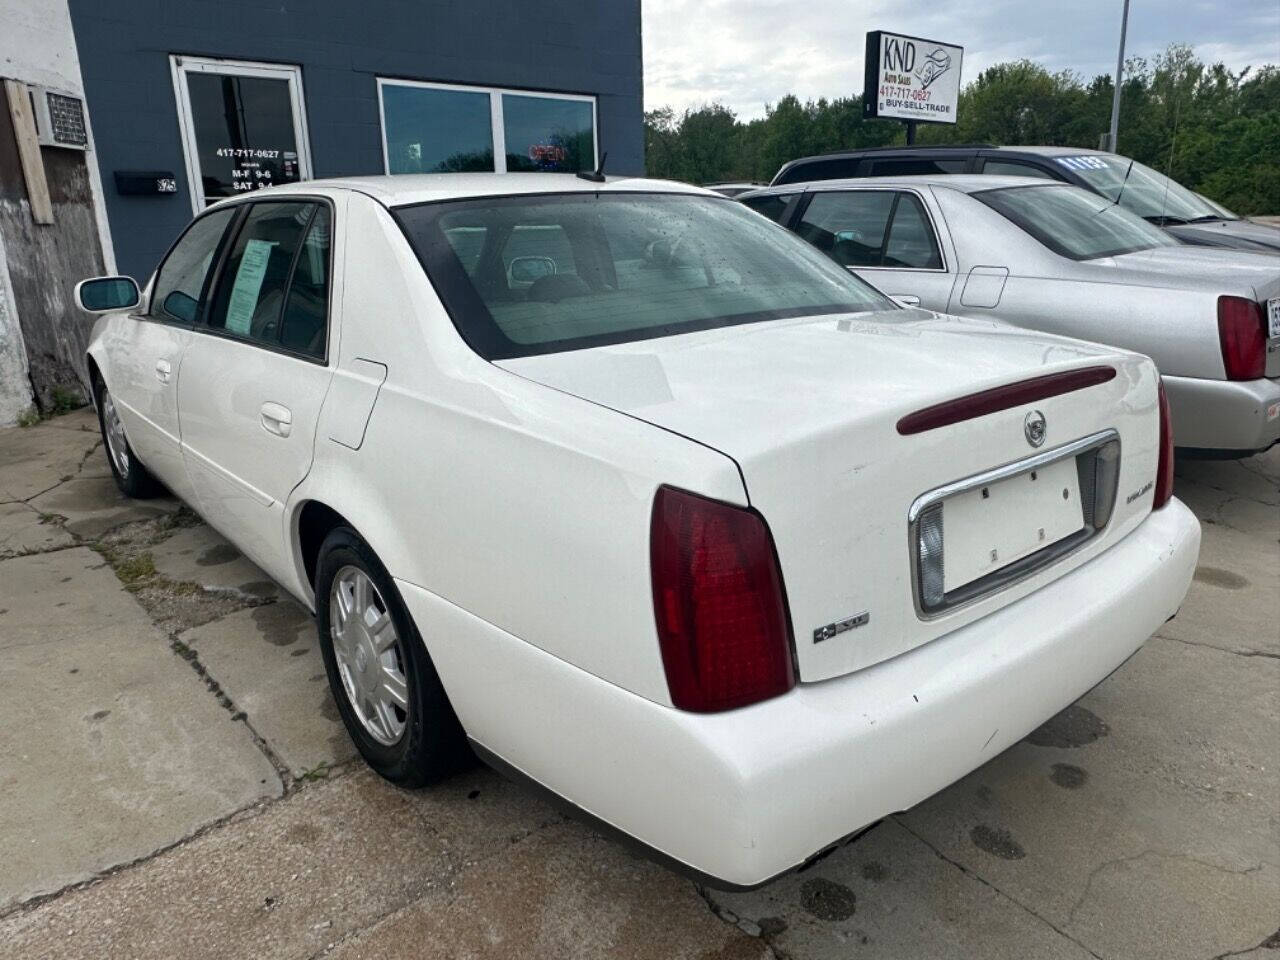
1175;450;1280;508
894;638;1279;960
709;819;1094;959
150;524;281;599
178;603;357;777
0;500;74;558
331;821;770;960
1158;497;1278;659
0;768;562;960
0;420;100;503
36;409;99;434
0;548;283;912
27;477;179;540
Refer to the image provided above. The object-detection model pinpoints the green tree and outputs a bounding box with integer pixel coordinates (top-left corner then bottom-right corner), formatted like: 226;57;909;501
643;44;1279;214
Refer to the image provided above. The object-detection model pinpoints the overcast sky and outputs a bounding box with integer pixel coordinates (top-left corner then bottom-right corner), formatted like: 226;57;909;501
643;0;1280;119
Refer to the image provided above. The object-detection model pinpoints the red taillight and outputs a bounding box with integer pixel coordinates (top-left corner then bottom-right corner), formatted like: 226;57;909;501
1217;296;1266;381
1154;379;1174;509
650;486;795;712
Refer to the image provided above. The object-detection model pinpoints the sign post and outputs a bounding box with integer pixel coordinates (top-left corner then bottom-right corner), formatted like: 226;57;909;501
863;31;964;142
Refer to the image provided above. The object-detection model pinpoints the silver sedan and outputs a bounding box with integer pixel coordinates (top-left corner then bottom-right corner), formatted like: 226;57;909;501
741;176;1280;455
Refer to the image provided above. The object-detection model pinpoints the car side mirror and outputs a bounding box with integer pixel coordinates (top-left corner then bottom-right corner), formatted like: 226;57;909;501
508;256;556;286
75;276;140;314
162;290;199;324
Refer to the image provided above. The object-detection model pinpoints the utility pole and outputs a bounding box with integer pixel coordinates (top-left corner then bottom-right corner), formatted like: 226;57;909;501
1107;0;1131;152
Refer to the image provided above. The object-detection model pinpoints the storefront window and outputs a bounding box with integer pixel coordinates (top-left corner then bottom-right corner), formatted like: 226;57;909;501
378;80;596;175
502;94;594;173
381;85;494;174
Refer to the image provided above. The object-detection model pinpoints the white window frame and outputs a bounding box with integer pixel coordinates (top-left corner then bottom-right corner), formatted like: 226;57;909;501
170;55;314;215
376;78;598;175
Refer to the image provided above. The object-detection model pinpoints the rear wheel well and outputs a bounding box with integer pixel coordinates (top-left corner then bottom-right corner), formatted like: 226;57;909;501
297;501;355;591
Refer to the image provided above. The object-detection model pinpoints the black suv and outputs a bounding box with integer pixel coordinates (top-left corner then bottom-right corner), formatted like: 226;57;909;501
770;145;1279;253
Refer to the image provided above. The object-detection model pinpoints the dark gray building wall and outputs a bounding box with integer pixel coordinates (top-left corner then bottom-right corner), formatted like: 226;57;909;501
68;0;643;281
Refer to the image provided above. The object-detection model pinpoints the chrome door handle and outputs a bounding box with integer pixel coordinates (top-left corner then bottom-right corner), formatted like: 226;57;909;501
891;295;921;307
260;402;293;437
155;359;172;383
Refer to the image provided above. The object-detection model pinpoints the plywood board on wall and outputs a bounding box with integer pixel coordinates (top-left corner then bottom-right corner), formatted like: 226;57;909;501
3;79;53;225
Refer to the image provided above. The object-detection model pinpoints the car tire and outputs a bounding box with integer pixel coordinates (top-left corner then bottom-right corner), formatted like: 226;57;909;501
94;374;161;499
315;526;468;787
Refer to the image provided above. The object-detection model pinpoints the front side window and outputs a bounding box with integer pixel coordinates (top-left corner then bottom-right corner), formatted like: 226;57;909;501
149;208;237;324
396;193;894;360
205;201;330;356
973;184;1178;260
379;80;596;175
741;193;794;223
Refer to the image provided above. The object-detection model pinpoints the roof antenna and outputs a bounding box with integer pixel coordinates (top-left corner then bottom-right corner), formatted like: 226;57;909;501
577;151;607;183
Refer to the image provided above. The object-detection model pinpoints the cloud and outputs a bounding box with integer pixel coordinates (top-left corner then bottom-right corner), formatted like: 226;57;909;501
643;0;1280;119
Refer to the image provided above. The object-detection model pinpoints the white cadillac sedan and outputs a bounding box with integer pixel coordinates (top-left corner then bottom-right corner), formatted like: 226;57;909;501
76;174;1200;889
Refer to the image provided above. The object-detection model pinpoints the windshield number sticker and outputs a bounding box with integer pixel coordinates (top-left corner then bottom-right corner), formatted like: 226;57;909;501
1056;156;1110;171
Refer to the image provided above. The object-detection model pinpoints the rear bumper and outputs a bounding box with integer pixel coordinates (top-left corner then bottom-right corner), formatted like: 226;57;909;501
398;499;1200;890
1163;374;1280;453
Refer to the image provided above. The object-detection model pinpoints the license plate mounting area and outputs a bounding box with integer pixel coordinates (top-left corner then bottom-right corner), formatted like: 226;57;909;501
942;456;1083;592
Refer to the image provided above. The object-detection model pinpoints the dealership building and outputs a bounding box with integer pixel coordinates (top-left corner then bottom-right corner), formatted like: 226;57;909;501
0;0;643;423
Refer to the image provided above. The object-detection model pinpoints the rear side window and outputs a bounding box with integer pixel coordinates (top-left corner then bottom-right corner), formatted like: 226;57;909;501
797;191;894;267
981;159;1058;180
741;194;794;223
797;191;942;269
773;157;860;185
868;157;968;176
279;207;332;359
205;201;331;359
883;195;943;269
149;208;236;324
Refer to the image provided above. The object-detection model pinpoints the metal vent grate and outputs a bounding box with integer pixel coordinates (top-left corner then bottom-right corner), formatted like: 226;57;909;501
45;91;87;147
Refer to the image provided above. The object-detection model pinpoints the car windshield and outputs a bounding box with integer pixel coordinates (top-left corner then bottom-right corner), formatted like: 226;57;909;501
396;192;894;359
973;183;1179;261
1055;153;1229;223
1196;191;1238;220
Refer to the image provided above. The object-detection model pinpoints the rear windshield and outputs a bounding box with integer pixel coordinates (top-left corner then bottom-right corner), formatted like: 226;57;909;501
972;183;1178;260
396;192;893;359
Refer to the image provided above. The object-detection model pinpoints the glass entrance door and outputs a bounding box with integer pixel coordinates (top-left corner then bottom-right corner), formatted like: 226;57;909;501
170;56;313;213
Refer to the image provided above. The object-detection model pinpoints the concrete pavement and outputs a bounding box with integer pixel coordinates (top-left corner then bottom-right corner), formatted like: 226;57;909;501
0;406;1276;959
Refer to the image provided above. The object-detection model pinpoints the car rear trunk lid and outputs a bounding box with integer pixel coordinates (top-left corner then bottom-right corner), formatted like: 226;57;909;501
499;311;1163;682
